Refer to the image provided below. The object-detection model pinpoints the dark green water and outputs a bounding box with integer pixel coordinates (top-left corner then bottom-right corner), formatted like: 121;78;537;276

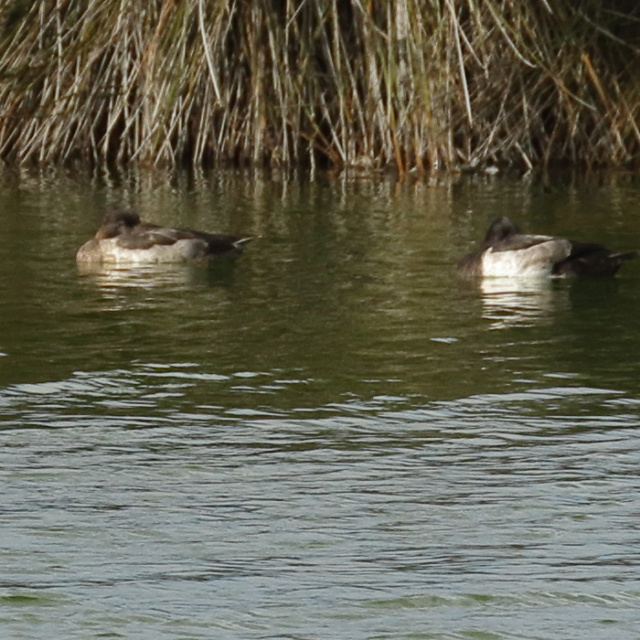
1;168;640;640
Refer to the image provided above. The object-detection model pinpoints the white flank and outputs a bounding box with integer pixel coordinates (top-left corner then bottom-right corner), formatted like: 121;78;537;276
481;238;572;278
78;238;209;263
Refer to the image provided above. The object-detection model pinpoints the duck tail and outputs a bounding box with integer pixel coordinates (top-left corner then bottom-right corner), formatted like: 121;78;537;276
614;250;638;262
233;237;254;249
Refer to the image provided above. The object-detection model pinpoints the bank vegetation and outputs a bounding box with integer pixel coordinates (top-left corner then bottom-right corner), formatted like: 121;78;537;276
0;0;639;172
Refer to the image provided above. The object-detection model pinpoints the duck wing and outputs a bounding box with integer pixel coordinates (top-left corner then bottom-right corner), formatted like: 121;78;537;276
490;233;558;252
115;222;252;256
115;224;193;249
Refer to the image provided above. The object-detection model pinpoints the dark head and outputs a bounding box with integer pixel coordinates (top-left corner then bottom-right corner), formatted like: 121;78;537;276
97;210;141;238
483;216;521;247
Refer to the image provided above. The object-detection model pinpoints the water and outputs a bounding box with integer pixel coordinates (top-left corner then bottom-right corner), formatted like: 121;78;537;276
1;169;640;639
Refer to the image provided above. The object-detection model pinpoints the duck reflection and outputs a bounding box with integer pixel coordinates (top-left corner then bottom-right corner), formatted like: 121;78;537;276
479;277;568;329
79;261;185;285
77;261;237;310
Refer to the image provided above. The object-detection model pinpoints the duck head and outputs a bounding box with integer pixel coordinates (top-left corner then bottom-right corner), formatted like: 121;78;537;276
95;210;141;239
483;216;521;247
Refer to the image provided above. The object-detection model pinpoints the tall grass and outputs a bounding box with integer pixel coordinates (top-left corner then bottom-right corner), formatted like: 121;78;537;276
0;0;639;172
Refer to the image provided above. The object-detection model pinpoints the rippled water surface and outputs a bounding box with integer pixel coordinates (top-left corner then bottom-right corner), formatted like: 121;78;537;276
1;169;640;639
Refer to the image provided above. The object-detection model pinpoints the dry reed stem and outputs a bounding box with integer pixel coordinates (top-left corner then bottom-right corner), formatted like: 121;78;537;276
0;0;638;171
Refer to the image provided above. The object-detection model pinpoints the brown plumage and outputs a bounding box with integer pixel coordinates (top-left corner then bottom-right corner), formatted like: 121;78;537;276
77;210;252;263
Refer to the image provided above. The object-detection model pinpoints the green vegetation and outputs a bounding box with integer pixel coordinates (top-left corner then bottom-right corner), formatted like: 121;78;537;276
0;0;639;172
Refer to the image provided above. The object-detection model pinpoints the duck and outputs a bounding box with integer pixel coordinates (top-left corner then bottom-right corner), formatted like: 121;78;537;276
458;216;637;278
76;210;252;264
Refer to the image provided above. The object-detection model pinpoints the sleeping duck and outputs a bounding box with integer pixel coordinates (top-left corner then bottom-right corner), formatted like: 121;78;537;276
77;210;252;263
458;216;637;278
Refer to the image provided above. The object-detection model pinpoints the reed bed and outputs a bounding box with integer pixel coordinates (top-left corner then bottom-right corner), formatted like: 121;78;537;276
0;0;639;172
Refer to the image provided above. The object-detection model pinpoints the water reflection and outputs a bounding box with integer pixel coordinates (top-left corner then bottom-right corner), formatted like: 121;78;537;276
479;277;568;329
76;262;238;306
2;171;640;640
